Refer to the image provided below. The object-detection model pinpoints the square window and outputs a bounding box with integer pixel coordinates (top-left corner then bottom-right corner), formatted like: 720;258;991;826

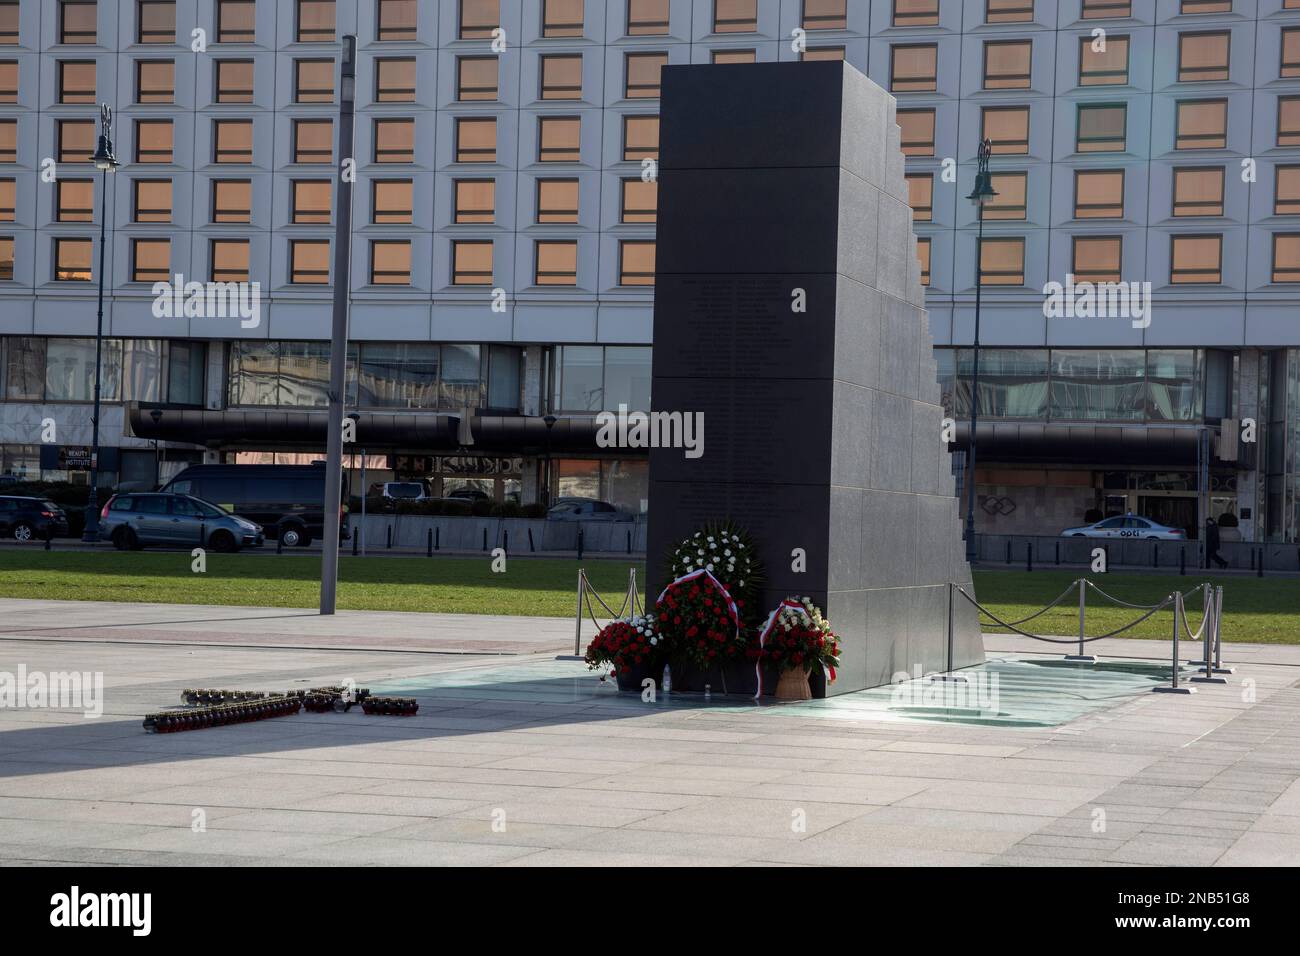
211;179;251;222
58;61;96;103
138;1;176;44
1170;234;1222;283
460;0;499;40
215;59;253;103
1172;166;1224;216
541;54;583;100
1077;103;1125;152
458;56;498;101
133;178;172;222
623;115;659;161
1176;99;1227;149
1072;235;1121;283
290;239;330;284
893;0;938;27
537;178;578;223
54;237;93;280
543;0;584;38
898;109;936;156
1272;233;1300;282
535;240;577;285
1178;32;1229;83
454;178;495;223
372;179;413;223
375;58;415;102
628;0;669;35
712;49;756;64
295;59;333;102
892;44;937;92
374;118;414;163
293;120;333;164
216;0;255;43
986;0;1033;22
213;119;252;163
1280;96;1300;147
985;171;1028;220
132;237;169;282
1079;35;1128;86
984;106;1030;154
1283;28;1300;79
297;0;334;43
626;52;667;98
619;240;655;285
376;0;417;41
984;40;1032;90
1275;165;1300;215
979;237;1025;285
1082;0;1130;16
453;240;493;285
211;238;249;281
56;179;94;221
715;0;757;33
802;0;847;30
905;173;932;221
370;239;411;285
621;177;656;223
59;119;95;163
455;116;496;162
539;116;581;162
1074;169;1124;218
60;1;98;44
292;179;331;223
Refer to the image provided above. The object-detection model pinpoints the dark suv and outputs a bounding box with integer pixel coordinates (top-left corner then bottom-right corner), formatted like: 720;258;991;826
0;496;70;541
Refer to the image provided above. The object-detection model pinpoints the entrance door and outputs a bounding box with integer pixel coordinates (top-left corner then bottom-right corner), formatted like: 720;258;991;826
1138;496;1197;539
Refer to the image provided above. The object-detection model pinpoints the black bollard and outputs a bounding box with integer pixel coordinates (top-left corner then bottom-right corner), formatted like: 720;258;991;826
276;531;283;554
528;528;535;552
1152;542;1158;568
1005;540;1011;564
577;528;584;561
199;522;205;548
427;527;433;557
435;526;440;551
44;525;53;551
1179;547;1185;576
482;527;487;552
1026;542;1032;573
503;530;509;554
1258;547;1264;578
387;525;392;549
1054;540;1060;566
352;528;358;555
627;529;632;554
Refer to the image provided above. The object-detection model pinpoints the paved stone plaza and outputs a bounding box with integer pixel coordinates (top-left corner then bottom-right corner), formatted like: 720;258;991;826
1;599;1298;867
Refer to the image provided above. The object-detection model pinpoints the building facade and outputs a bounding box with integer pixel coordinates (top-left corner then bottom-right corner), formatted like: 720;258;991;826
1;0;1299;539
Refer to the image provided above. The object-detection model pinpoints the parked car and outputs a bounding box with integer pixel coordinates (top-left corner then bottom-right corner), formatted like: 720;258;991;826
377;481;429;501
546;497;634;522
160;464;348;547
446;487;490;501
1060;514;1187;540
98;492;264;552
0;496;70;541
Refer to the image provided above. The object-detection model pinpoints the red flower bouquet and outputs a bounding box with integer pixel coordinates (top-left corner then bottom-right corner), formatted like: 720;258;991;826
655;570;746;669
584;614;661;675
759;598;841;676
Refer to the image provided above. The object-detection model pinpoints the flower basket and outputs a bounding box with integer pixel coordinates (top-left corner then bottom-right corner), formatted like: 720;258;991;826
775;668;812;701
584;614;663;693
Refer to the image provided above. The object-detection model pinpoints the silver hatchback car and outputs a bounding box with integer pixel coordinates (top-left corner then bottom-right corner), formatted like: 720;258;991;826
99;493;264;552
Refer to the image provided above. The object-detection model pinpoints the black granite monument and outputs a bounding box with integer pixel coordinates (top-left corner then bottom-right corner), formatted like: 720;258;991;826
646;60;984;696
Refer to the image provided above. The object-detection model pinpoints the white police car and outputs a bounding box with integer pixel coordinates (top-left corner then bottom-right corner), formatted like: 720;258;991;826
1060;514;1186;540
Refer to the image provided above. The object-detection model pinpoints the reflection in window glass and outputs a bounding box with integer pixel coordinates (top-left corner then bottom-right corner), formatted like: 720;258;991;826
440;343;482;408
951;349;1049;419
358;343;438;408
1049;349;1145;421
1147;349;1202;421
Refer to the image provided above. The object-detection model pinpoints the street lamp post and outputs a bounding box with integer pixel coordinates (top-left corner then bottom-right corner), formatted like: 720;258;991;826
82;105;120;542
542;414;557;508
963;139;997;563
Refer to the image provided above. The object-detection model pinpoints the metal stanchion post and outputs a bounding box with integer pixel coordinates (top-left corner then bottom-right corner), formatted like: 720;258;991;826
1066;578;1097;662
1154;592;1195;694
931;581;968;683
1211;585;1232;675
555;570;587;661
1192;583;1227;684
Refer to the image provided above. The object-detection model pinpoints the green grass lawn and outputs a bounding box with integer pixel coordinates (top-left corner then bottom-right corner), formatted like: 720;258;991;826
0;550;641;618
0;552;1296;643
